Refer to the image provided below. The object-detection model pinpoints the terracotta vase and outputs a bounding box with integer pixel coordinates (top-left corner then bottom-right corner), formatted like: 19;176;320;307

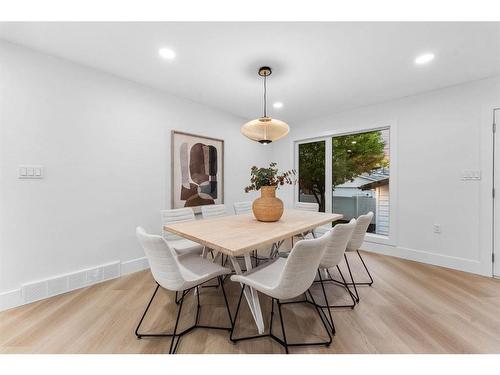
252;186;284;222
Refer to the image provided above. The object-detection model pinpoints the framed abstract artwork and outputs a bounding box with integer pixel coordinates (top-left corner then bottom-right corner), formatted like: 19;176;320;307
171;131;224;211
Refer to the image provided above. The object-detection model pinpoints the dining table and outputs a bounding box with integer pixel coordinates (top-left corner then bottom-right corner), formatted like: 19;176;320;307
164;208;343;334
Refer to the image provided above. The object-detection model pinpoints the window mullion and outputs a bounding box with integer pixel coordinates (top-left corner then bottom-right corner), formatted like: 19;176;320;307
325;138;333;213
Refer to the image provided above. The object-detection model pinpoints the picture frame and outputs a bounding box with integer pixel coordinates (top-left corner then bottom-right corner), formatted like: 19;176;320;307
171;130;224;212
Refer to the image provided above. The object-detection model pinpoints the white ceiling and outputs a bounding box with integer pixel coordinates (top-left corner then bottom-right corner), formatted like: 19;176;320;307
1;22;499;124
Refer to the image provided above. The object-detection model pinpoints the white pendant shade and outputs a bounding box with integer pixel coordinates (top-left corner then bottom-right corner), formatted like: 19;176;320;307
241;116;290;144
241;66;289;144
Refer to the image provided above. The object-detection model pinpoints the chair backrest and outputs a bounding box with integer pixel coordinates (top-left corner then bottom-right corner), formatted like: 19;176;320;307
161;208;196;242
136;227;185;291
233;201;252;215
201;204;227;219
294;202;319;212
273;234;329;300
347;212;374;251
320;219;356;268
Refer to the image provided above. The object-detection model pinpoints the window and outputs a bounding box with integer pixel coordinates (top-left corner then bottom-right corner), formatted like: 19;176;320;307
298;140;326;212
332;129;390;235
295;127;392;239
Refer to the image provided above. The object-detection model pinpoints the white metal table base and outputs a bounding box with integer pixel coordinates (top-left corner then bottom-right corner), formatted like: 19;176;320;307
229;254;265;334
228;240;285;334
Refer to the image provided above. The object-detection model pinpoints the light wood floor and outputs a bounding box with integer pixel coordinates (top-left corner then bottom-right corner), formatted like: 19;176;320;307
1;251;500;354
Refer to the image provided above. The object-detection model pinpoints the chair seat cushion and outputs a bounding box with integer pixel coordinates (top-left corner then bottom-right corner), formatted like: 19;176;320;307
230;258;287;298
177;252;232;289
167;238;203;255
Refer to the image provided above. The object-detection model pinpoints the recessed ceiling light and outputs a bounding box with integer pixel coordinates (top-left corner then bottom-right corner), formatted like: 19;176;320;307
415;53;435;65
158;47;176;60
273;102;283;109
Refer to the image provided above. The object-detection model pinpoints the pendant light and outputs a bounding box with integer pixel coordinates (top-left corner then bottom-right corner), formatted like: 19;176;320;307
241;66;289;144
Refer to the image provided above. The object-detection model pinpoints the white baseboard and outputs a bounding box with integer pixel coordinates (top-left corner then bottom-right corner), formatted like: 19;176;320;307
361;242;484;276
0;257;150;312
0;289;23;311
0;246;486;312
121;257;150;275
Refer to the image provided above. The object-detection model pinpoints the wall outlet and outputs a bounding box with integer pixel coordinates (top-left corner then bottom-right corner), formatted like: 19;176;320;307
433;224;441;234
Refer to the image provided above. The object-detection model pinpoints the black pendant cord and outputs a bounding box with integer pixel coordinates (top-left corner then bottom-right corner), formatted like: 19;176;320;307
263;74;267;118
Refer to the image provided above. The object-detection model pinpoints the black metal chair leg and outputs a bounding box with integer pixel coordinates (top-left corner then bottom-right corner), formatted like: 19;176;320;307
219;276;233;326
340;251;374;287
276;300;289;354
307;290;334;340
317;270;335;333
268;243;276;258
336;266;357;307
232;286;332;353
357;250;374;285
135;283;162;338
169;289;186;354
344;254;360;302
195;287;201;325
230;285;246;342
309;267;357;309
136;277;233;354
175;290;181;305
269;295;275;335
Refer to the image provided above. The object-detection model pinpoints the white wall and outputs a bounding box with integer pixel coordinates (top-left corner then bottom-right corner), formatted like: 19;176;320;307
1;39;498;312
0;41;270;303
272;76;500;276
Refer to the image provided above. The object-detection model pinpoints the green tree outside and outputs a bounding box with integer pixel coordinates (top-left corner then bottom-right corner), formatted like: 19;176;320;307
299;131;387;212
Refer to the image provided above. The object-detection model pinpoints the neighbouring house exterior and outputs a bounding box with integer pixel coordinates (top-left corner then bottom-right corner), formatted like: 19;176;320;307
333;168;389;235
299;168;389;236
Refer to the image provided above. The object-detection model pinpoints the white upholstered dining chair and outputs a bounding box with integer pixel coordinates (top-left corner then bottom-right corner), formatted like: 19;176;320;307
134;227;233;354
161;208;203;255
293;201;331;241
313;219;357;332
294;201;319;212
233;200;270;266
201;204;228;219
200;204;230;262
343;212;374;302
229;232;333;353
233;201;252;215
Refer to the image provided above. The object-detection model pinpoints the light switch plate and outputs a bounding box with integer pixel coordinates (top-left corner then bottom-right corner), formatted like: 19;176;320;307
18;165;44;179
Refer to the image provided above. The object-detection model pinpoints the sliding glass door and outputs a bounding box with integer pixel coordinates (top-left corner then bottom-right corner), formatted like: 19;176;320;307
296;127;391;238
331;129;390;235
297;140;326;212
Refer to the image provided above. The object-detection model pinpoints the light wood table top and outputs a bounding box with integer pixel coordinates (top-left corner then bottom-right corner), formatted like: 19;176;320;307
164;209;343;256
